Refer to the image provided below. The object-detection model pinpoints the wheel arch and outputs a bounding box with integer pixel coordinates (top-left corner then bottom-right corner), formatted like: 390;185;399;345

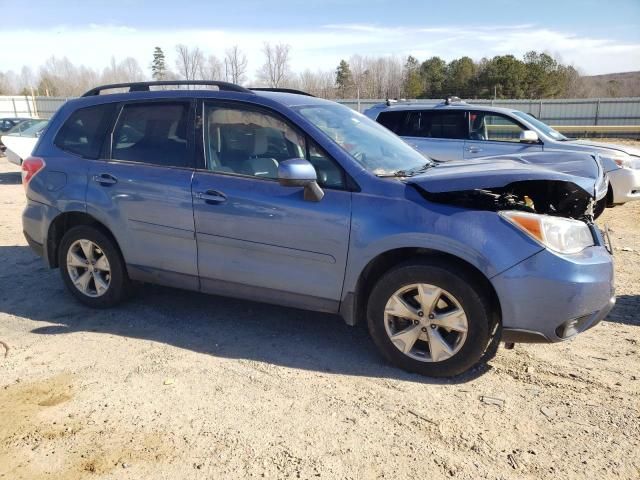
340;247;502;329
46;211;124;269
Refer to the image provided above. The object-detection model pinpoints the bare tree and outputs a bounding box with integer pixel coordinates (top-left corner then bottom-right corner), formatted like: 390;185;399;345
224;45;248;85
258;43;291;88
175;44;204;81
200;55;223;81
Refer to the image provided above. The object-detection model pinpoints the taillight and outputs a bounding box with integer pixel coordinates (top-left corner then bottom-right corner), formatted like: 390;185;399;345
21;156;46;189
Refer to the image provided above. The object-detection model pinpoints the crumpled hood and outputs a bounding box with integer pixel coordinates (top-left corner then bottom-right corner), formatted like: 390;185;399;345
567;139;640;158
407;158;594;196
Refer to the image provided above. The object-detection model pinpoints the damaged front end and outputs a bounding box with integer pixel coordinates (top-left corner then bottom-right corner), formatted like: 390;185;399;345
413;179;594;220
406;159;597;221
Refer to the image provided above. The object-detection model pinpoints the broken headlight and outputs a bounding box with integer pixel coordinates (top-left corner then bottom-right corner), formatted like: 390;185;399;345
499;211;594;254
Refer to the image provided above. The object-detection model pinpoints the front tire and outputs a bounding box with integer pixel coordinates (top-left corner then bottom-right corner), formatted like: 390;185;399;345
58;226;130;308
367;259;494;377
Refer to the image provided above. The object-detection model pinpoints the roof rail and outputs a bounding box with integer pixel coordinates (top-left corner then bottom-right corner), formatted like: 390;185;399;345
249;87;315;97
81;80;252;97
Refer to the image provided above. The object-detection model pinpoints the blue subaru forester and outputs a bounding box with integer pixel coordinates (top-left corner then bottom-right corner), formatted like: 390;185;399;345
21;81;615;377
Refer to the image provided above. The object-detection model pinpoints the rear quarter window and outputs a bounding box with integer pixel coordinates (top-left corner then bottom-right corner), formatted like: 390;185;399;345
54;103;116;159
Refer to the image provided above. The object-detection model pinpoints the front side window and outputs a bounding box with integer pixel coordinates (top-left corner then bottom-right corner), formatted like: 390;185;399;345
469;112;526;143
512;110;568;141
376;110;407;134
204;104;345;187
112;102;191;167
54;104;116;159
294;103;429;176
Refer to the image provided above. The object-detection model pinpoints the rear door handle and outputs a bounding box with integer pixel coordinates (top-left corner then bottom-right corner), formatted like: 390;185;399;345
197;190;227;204
93;173;118;185
466;146;482;153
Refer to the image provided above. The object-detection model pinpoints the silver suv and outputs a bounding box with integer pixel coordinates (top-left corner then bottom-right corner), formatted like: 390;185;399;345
365;98;639;208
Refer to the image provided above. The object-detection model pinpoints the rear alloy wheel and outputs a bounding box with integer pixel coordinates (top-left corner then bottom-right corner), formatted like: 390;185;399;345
367;260;493;377
59;226;129;308
66;239;111;297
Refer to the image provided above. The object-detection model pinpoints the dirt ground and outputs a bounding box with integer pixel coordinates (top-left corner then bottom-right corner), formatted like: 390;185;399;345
0;153;638;480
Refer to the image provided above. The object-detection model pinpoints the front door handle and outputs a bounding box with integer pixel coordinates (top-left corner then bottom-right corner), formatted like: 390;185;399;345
197;190;227;204
93;173;118;185
466;146;482;153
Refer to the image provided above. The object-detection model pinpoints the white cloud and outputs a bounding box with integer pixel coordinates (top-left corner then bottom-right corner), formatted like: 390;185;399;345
3;23;639;78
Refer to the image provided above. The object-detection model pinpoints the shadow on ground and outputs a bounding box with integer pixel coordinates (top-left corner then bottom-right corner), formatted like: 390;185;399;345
0;245;497;384
607;295;640;326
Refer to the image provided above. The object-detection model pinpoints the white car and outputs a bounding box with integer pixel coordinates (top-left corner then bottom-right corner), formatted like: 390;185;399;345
365;99;640;207
1;120;48;166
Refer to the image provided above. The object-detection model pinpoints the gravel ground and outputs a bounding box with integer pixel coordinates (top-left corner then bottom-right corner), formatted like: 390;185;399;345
0;156;638;480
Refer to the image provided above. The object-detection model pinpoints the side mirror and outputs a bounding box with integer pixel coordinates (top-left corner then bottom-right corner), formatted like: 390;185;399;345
278;158;324;202
520;130;539;143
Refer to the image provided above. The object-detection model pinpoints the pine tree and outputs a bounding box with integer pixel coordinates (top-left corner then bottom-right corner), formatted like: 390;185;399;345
335;59;352;98
403;56;422;98
151;47;166;81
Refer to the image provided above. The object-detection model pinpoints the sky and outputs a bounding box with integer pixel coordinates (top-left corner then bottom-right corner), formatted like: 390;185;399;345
1;0;639;78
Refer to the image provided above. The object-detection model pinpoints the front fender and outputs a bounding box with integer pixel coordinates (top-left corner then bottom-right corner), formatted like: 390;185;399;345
341;186;544;301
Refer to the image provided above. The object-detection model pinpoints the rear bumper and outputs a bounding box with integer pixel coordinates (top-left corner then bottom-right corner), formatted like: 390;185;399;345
609;167;640;204
22;198;58;265
492;243;615;343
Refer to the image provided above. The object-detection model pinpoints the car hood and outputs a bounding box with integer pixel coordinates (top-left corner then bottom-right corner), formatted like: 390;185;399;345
408;158;594;195
406;158;595;219
475;150;599;180
566;139;640;157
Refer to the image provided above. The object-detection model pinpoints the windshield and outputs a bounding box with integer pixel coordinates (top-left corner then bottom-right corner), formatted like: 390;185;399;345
512;111;568;141
10;120;47;137
294;103;430;175
6;119;44;136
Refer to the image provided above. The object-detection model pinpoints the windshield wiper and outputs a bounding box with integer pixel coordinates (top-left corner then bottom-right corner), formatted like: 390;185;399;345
377;162;435;178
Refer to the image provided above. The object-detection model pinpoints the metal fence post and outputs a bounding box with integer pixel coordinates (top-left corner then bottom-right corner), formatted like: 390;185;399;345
11;98;17;116
594;98;600;126
25;95;32;117
539;99;543;119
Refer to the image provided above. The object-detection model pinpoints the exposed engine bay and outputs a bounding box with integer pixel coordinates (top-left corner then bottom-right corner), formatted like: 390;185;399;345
412;180;594;221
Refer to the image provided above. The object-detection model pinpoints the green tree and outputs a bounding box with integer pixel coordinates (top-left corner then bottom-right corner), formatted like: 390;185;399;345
335;59;353;98
403;55;422;98
151;47;167;81
419;57;446;98
478;55;526;98
523;51;560;97
445;56;476;96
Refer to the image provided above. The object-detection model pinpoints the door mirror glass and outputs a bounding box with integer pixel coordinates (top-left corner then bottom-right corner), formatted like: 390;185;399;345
519;130;539;143
278;158;324;202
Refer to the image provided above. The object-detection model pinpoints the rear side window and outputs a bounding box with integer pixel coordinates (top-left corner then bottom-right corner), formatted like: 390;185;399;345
376;111;407;134
111;102;191;168
54;104;116;159
417;111;467;139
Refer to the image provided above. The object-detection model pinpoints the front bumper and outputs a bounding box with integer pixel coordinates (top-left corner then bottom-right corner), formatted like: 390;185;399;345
491;241;615;343
608;167;640;204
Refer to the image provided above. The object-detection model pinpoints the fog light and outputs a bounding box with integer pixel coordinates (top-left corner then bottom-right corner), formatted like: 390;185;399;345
555;314;592;338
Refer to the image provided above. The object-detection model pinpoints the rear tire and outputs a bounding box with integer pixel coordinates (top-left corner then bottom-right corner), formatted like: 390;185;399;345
367;259;494;377
58;226;130;308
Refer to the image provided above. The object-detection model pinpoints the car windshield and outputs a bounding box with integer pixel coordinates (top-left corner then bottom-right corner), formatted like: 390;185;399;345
8;120;47;137
6;119;42;135
512;111;568;141
293;103;430;176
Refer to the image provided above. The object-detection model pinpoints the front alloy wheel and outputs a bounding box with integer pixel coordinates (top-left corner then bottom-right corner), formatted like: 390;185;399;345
367;260;493;377
384;284;468;362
